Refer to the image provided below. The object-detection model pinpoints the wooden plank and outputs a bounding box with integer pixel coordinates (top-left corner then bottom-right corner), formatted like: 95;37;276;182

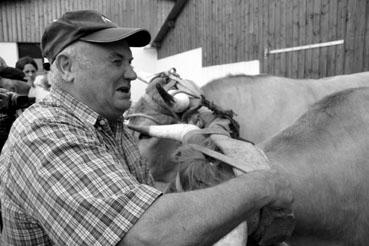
44;0;52;33
32;1;40;43
266;0;276;74
34;0;40;41
0;3;4;41
15;1;22;41
22;0;28;42
2;1;9;41
260;0;267;73
4;0;10;41
319;0;329;77
285;0;293;77
304;0;314;77
326;0;338;76
245;0;251;61
56;0;62;22
297;0;307;78
254;0;261;62
280;0;287;76
213;0;219;65
274;0;281;76
353;0;366;73
251;0;258;60
335;0;347;75
311;0;321;78
344;0;356;74
365;0;369;70
290;0;299;78
7;1;14;41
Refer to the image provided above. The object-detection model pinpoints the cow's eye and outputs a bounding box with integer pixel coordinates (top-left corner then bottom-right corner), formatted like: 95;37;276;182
138;133;151;140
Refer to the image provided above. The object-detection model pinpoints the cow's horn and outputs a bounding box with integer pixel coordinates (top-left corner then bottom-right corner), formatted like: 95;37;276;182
168;90;191;113
126;123;200;141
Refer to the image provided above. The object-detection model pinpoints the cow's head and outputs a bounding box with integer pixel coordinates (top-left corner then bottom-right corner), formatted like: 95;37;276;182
127;69;240;182
127;69;204;182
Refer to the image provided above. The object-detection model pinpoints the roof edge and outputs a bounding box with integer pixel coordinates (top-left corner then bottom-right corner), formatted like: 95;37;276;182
151;0;188;48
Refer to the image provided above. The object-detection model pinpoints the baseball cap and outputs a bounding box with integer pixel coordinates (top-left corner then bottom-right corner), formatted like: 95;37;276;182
0;66;27;82
41;10;151;63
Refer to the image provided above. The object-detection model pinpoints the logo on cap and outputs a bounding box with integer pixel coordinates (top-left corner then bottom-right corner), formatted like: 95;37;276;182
101;15;112;23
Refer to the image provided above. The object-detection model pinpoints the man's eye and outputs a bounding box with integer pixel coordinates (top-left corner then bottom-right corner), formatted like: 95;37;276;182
113;60;122;65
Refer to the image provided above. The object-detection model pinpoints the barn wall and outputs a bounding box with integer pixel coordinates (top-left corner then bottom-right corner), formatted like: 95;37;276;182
157;0;369;78
0;0;169;44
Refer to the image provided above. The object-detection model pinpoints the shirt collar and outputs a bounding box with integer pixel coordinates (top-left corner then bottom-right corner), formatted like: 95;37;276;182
49;87;100;126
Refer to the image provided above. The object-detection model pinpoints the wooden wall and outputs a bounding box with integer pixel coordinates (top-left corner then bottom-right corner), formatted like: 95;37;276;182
0;0;167;44
1;0;368;78
158;0;369;78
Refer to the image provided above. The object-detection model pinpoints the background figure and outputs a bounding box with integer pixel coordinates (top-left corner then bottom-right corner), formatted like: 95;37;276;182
16;56;49;102
34;58;51;92
0;66;33;151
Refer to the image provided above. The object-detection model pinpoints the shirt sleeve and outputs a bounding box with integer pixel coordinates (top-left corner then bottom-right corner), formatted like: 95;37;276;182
11;118;162;245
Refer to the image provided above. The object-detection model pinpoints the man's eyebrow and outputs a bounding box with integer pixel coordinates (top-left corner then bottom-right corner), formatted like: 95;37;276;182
109;52;133;61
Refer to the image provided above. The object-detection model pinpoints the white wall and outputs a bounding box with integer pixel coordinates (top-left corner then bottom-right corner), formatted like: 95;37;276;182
156;48;203;84
131;46;158;102
131;47;260;102
0;42;18;67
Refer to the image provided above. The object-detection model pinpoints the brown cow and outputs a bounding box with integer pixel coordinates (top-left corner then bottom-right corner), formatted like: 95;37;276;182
202;72;369;143
130;87;369;246
129;71;369;183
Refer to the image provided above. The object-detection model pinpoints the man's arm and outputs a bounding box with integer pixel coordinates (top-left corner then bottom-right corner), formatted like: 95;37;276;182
121;169;292;246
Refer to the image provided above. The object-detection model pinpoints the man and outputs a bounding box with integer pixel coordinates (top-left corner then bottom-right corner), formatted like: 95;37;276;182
0;66;32;151
0;10;292;245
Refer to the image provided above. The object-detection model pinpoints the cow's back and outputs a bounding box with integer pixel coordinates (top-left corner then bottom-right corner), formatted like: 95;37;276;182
260;87;369;245
202;72;369;143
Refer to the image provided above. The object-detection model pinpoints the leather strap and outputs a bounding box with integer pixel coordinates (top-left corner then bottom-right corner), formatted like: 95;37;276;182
187;143;251;173
182;127;230;143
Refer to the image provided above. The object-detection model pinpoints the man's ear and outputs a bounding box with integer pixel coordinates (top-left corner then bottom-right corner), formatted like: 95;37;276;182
54;54;74;82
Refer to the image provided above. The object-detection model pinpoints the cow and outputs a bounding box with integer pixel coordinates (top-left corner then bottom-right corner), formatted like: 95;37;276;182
202;72;369;143
128;71;369;183
128;86;369;246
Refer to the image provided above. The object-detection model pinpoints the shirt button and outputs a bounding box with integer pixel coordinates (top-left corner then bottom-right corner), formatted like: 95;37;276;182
99;120;106;126
97;127;102;131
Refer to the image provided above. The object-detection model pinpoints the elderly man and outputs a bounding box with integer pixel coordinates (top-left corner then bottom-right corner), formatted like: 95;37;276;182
0;10;292;245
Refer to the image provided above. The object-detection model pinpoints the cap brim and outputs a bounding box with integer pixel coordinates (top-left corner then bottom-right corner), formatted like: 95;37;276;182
80;27;151;47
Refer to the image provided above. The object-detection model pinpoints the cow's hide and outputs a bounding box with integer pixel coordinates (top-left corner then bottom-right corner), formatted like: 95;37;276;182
202;72;369;143
170;87;369;246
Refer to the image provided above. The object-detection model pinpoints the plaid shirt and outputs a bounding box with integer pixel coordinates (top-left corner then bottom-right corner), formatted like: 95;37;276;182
0;87;162;245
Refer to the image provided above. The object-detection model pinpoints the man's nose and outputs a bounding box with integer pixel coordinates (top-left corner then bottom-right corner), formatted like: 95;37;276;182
124;67;137;81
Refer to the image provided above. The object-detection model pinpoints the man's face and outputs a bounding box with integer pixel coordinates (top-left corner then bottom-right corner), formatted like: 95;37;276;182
71;41;137;120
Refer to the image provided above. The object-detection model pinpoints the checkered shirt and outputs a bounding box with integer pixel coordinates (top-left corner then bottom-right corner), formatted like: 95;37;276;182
0;87;162;245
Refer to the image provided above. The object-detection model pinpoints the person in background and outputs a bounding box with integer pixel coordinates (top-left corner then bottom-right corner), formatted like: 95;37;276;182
15;56;49;102
0;66;33;151
15;56;38;87
0;10;292;245
33;58;51;98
